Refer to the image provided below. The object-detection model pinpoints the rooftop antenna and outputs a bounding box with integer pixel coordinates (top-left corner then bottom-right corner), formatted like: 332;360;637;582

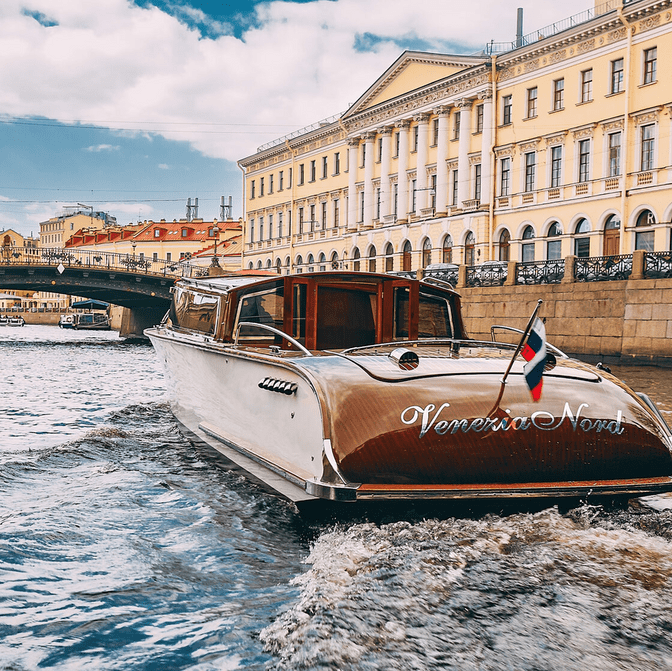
516;8;524;48
186;197;199;221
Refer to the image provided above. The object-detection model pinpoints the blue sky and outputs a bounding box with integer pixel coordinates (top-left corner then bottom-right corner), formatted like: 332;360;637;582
0;0;589;237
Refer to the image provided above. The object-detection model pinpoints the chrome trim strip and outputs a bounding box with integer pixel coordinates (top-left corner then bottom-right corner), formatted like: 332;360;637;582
323;439;349;485
305;479;359;502
234;321;313;356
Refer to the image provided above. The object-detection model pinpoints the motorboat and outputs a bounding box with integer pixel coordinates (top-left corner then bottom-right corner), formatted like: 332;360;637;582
0;315;7;325
65;313;111;330
6;316;25;327
146;272;672;507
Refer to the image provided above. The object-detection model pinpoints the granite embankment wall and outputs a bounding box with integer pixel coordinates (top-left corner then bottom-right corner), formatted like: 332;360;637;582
460;277;672;366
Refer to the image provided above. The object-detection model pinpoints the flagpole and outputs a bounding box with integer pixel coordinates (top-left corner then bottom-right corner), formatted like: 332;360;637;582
499;299;543;386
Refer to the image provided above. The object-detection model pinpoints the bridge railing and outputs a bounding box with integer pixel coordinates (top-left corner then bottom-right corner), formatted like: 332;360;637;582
0;247;201;278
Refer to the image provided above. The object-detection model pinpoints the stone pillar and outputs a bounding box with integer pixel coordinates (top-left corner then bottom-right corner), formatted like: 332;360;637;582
396;119;411;223
480;90;494;206
379;127;393;219
562;255;577;284
434;106;451;216
631;249;646;280
363;132;376;228
414;112;431;215
347;138;360;231
505;260;517;286
457;99;473;208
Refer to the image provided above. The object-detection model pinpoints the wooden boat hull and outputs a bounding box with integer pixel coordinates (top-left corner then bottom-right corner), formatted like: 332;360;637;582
147;326;672;504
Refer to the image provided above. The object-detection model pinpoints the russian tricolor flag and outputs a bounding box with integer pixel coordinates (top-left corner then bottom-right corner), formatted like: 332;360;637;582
521;318;546;401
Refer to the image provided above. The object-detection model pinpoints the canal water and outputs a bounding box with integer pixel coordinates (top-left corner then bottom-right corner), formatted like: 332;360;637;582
2;325;672;670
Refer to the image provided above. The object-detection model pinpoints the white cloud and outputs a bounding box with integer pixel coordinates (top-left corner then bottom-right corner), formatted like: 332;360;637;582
0;0;590;162
158;163;170;169
84;144;120;152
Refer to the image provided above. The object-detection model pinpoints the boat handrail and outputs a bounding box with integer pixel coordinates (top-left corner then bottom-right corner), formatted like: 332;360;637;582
420;276;455;291
234;321;313;356
490;325;568;358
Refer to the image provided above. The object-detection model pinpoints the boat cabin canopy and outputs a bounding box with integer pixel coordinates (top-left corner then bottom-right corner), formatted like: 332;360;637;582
169;272;466;350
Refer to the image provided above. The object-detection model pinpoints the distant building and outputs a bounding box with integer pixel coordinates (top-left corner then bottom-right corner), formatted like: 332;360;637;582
239;0;672;273
0;229;43;309
39;206;117;250
65;218;243;272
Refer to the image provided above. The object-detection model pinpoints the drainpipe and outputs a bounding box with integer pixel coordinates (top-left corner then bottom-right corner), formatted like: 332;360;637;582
286;139;296;274
237;161;246;270
617;2;632;256
488;54;498;262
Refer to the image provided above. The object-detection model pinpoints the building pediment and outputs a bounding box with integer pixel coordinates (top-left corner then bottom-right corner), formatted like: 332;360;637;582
343;51;487;121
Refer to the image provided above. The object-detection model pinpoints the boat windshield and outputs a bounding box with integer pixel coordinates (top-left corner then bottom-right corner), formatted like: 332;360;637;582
394;288;453;339
236;285;284;340
173;287;219;335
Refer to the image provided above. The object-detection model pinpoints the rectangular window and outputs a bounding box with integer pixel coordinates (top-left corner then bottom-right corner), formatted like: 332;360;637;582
309;204;316;231
298;207;304;233
361;144;366;167
268;213;273;239
580;69;593;103
259;216;264;240
394;132;400;157
279;170;284;191
278;212;283;238
578;139;590;183
525;152;536;192
432;118;439;145
310;160;316;182
475;105;484;133
430;174;437;209
288;167;292;188
474;164;482;201
249;219;254;243
608;132;621;176
453;113;461;140
166;252;172;262
333;199;339;227
641;124;655;171
553;79;564;111
643;47;657;84
251;180;256;199
322;156;328;179
378;137;383;161
260;177;264;196
526;87;537;118
269;174;274;193
154;228;161;238
413;126;419;152
551;146;562;188
334;152;340;175
376;188;381;219
610;58;624;94
152;252;158;262
451;169;459;205
393;183;398;217
299;164;304;185
411;179;417;211
359;191;365;221
500;157;510;196
321;201;327;228
502;95;512;125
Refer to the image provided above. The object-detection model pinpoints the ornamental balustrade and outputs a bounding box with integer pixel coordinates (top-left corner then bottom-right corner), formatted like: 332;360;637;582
0;246;198;278
574;254;632;282
644;251;672;279
517;259;565;285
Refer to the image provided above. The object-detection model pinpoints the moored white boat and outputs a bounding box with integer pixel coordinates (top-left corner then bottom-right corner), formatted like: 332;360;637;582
146;272;672;507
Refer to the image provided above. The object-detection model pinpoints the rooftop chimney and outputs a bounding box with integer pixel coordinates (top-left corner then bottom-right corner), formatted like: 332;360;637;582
516;8;524;48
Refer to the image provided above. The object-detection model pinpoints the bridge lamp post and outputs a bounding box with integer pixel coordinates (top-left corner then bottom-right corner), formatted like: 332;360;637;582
132;241;137;259
211;223;221;267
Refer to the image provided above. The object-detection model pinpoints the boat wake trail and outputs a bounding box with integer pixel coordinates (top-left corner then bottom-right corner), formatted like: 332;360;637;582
262;504;672;670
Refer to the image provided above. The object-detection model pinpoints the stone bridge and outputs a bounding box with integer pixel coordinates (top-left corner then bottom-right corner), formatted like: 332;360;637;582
0;248;200;337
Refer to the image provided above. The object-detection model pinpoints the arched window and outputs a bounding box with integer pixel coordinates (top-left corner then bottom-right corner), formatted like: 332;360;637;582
402;241;412;272
266;258;272;268
574;219;590;257
256;260;263;269
307;253;315;272
603;215;620;256
248;261;254;270
464;231;475;266
546;222;562;260
442;235;453;263
422;238;432;268
330;251;339;270
368;246;376;273
384;242;394;273
635;209;655;251
276;258;282;274
498;230;510;262
352;247;361;271
318;252;326;272
296;254;303;274
522;225;535;262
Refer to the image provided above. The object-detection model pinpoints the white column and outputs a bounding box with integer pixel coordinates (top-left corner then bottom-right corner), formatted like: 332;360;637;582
414;112;431;215
396;119;411;222
347;138;359;230
457;99;473;208
480;90;494;206
380;126;393;219
434;106;451;216
363;132;376;228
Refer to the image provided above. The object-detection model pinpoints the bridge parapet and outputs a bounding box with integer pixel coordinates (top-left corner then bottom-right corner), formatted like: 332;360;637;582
0;246;207;279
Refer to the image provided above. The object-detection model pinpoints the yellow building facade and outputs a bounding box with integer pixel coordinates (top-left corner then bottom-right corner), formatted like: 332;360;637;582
239;0;672;274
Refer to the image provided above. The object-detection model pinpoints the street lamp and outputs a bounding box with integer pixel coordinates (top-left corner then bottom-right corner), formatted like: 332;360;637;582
211;223;221;267
132;241;136;259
